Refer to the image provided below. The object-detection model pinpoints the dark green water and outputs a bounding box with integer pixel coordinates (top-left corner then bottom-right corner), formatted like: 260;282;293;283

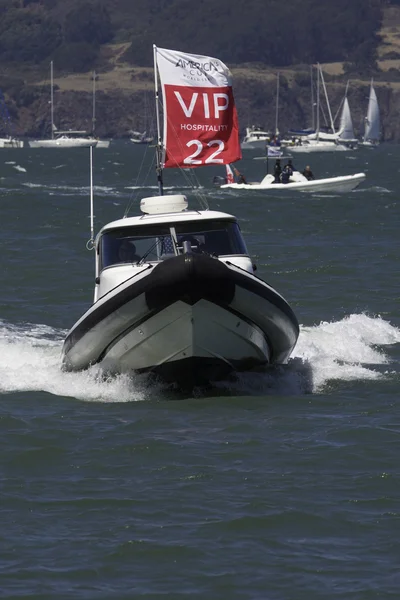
1;142;399;598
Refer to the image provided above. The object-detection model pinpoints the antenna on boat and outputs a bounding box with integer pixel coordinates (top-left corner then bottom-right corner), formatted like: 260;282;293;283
50;60;54;140
316;64;320;140
86;145;95;250
153;44;164;196
92;70;96;137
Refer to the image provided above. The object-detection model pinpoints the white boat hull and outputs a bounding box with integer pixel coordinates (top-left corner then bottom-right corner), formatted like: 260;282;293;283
221;172;366;193
360;140;379;148
29;137;98;148
95;139;111;148
62;253;299;387
287;142;349;153
0;137;24;148
130;138;153;144
100;299;271;377
241;139;270;150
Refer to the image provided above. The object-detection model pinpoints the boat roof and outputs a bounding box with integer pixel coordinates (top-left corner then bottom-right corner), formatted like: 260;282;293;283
99;210;238;234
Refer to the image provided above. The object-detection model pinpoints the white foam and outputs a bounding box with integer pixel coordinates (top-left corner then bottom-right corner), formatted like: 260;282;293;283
21;182;120;196
125;185;203;191
0;321;154;402
13;165;27;173
0;314;398;401
293;313;400;390
211;314;399;396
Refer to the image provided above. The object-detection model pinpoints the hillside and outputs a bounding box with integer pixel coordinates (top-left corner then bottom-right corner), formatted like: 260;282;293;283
2;1;400;141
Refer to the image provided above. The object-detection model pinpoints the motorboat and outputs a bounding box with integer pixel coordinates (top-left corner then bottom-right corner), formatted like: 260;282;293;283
241;126;272;150
130;130;154;144
62;194;299;387
61;45;299;388
92;139;111;149
220;168;366;193
0;136;23;148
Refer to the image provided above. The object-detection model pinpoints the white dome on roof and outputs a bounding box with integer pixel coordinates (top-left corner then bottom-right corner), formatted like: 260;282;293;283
140;195;188;215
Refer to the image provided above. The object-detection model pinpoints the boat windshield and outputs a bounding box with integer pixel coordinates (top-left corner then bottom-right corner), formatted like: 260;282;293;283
100;219;248;269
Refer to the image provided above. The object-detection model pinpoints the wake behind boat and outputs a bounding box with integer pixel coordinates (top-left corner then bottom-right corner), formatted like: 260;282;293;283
61;46;299;389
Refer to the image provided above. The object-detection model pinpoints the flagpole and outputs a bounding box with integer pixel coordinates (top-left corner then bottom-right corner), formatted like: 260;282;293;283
153;44;164;195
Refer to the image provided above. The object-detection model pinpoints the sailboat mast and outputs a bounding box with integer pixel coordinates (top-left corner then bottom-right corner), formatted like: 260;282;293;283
310;65;315;131
89;145;94;245
363;78;373;144
316;65;320;140
318;64;335;134
50;61;54;140
275;72;280;135
153;44;164;196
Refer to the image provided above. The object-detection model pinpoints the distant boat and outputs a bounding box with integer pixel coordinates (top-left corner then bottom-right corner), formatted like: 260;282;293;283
0;89;23;148
283;64;349;153
129;130;154;144
219;164;366;193
337;98;358;147
28;62;97;149
29;130;98;148
241;125;271;150
336;82;358;148
361;79;380;147
0;136;23;149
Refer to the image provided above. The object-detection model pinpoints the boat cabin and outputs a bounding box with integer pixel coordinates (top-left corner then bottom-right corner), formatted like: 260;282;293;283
94;195;253;300
242;125;271;143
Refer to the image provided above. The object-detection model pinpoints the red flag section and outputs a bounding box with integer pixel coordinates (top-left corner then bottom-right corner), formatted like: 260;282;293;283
155;47;241;169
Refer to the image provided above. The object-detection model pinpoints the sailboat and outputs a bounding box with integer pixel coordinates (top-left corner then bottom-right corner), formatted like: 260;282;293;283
285;65;349;153
61;45;299;389
28;62;98;149
337;100;358;148
361;79;380;147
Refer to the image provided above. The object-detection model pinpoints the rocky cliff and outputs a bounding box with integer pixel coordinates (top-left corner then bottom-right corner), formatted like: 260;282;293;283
4;6;400;142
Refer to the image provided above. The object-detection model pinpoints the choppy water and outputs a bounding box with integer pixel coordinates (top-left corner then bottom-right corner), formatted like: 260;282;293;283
1;142;399;598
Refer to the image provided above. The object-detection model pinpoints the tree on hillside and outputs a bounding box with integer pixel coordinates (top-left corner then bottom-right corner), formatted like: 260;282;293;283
64;1;113;45
0;6;62;62
124;0;383;69
53;41;98;73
